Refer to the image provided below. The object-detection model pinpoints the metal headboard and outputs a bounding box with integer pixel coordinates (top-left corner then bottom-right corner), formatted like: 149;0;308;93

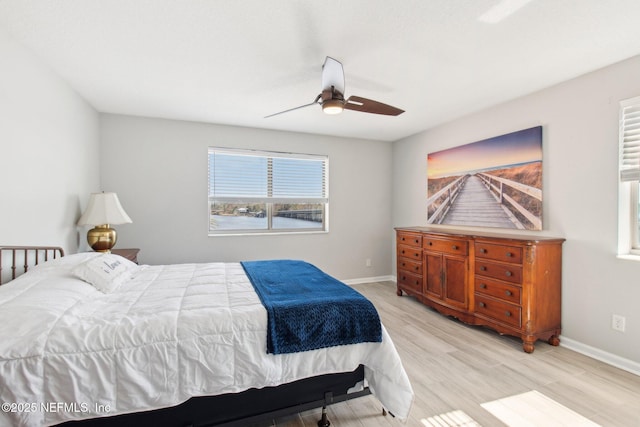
0;246;65;285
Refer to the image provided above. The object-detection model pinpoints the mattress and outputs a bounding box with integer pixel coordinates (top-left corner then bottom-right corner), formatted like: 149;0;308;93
0;253;413;426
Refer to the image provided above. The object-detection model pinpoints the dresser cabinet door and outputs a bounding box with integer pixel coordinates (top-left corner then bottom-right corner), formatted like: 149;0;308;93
443;255;468;309
424;251;444;299
424;251;468;310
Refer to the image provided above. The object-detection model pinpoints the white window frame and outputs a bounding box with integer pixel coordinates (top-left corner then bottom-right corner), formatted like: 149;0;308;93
208;147;329;235
618;96;640;257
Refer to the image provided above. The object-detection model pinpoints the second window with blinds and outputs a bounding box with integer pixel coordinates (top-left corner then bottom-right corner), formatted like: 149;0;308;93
208;147;328;235
619;96;640;256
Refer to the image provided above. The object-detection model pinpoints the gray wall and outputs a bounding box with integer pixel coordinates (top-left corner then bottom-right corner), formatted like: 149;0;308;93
392;55;640;368
0;28;99;253
100;114;393;281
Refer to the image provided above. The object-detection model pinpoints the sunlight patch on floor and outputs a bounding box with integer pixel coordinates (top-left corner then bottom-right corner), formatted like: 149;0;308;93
481;390;601;426
421;409;482;426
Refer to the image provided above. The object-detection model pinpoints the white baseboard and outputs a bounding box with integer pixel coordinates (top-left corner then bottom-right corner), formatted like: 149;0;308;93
560;336;640;376
342;275;394;286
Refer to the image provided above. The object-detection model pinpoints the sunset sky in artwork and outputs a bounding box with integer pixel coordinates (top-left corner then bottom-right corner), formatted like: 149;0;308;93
427;126;542;178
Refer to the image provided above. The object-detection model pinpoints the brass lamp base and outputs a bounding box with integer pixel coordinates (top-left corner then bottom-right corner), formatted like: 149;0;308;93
87;224;117;253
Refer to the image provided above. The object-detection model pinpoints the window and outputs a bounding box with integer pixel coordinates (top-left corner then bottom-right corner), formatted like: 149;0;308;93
208;147;328;234
618;96;640;256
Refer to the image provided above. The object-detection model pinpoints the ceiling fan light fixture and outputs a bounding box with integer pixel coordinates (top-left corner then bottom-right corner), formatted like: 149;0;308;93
265;56;404;118
322;99;344;115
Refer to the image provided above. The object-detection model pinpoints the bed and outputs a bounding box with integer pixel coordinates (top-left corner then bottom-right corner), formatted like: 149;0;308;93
0;246;413;427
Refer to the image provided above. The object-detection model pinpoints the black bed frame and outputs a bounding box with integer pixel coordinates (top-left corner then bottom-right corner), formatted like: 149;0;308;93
59;365;370;427
0;247;377;427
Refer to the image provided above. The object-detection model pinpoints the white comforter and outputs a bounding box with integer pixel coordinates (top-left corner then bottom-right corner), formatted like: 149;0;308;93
0;254;413;426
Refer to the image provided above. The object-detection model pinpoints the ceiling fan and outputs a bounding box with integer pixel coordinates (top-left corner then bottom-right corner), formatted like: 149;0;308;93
265;56;405;118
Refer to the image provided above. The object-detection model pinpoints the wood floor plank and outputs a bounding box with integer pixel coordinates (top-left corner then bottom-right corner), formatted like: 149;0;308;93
269;281;640;427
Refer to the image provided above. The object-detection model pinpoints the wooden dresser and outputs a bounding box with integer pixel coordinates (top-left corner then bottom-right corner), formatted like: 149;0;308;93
396;227;564;353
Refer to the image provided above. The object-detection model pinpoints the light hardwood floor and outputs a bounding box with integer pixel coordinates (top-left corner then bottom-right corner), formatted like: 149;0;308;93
269;281;640;427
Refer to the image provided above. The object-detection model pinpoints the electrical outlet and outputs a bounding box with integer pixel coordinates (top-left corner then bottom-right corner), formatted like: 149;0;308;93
612;314;626;332
365;258;372;267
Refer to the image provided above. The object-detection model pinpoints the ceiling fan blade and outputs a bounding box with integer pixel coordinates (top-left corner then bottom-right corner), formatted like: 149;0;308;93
321;57;345;95
344;95;405;116
264;94;321;118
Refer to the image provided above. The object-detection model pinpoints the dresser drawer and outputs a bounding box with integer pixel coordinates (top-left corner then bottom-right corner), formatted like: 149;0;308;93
475;295;521;328
397;271;422;294
423;236;468;256
398;244;422;261
398;258;423;275
475;260;522;284
397;231;422;248
475;242;522;264
475;277;521;305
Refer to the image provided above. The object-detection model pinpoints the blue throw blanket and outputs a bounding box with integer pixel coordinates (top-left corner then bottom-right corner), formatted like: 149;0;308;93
241;260;382;354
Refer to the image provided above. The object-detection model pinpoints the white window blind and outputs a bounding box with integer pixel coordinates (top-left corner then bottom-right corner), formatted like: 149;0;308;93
620;97;640;182
209;151;269;201
272;157;328;202
208;148;328;202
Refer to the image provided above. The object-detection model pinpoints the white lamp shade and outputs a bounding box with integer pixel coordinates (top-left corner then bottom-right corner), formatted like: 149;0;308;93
77;192;132;226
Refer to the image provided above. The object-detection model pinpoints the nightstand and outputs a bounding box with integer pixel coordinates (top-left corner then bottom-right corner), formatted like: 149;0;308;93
112;248;140;264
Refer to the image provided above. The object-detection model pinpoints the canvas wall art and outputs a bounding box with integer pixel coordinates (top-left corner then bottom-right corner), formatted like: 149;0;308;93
427;126;543;230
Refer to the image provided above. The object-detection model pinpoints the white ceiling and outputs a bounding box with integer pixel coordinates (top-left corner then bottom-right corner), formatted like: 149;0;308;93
2;0;640;142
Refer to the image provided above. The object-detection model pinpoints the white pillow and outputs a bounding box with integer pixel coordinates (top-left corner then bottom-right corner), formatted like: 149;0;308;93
72;253;137;293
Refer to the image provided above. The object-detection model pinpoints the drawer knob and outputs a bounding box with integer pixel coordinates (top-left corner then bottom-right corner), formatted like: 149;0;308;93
401;250;405;255
506;252;513;257
505;271;512;277
479;248;486;253
414;253;419;258
401;276;406;281
480;266;487;271
480;283;487;289
452;245;458;250
428;241;433;246
413;239;419;244
414;266;420;271
505;290;512;296
505;311;512;317
479;302;486;308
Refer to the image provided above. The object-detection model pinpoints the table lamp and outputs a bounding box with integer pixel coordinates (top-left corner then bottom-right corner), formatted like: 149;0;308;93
77;192;132;253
